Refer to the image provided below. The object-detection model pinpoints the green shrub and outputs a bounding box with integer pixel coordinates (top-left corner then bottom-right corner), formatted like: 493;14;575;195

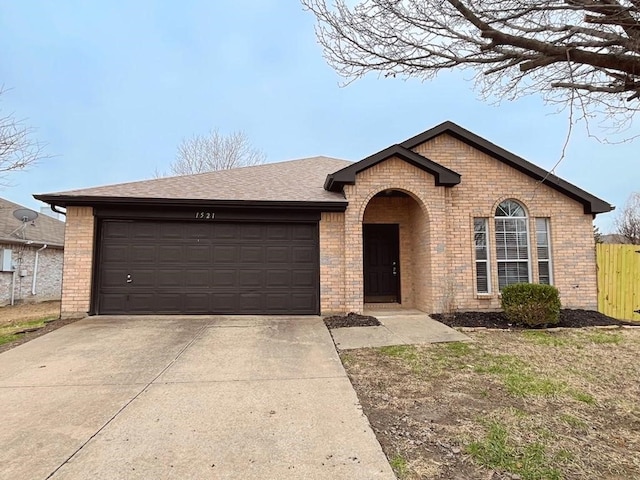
501;283;561;327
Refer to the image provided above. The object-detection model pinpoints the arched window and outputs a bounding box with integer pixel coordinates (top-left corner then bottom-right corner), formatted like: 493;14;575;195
495;200;530;289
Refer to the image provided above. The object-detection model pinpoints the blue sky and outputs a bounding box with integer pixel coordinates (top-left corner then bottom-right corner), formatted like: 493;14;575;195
0;1;636;232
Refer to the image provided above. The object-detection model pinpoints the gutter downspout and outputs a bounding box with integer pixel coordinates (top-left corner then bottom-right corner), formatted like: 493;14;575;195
50;204;66;216
32;244;47;295
11;270;16;306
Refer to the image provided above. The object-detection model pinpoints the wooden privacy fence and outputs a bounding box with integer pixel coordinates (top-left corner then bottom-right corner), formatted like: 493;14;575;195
597;244;640;322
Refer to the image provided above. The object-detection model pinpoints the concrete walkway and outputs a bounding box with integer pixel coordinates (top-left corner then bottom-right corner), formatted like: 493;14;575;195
0;316;395;480
330;310;470;349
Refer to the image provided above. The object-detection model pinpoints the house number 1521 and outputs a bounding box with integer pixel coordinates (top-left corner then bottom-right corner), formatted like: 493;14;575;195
195;212;215;219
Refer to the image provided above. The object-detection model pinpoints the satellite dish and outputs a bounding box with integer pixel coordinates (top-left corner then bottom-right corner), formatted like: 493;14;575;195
13;208;39;223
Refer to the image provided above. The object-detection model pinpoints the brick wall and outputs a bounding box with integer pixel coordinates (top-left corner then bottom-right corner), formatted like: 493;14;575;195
60;206;95;318
320;211;346;313
414;134;597;311
319;133;598;314
0;244;63;305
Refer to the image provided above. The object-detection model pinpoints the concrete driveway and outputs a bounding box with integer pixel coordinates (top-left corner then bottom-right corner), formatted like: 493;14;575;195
0;316;395;480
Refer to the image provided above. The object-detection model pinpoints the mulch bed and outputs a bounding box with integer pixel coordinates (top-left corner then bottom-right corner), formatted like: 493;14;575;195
432;309;638;329
324;312;381;329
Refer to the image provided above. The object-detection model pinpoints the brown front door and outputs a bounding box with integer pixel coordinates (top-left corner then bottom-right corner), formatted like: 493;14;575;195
363;224;400;303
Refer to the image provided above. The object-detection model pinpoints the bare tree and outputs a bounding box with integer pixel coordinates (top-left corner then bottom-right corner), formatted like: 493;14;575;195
302;1;640;133
615;192;640;244
0;88;47;185
168;129;266;176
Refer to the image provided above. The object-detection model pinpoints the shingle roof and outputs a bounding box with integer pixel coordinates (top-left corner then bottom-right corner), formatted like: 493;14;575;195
0;197;65;247
35;157;352;207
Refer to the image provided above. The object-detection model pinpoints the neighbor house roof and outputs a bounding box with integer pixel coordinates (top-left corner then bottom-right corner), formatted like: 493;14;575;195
0;198;65;248
34;157;352;210
399;121;613;215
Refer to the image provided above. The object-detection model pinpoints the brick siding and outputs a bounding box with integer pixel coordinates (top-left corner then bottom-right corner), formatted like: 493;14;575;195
0;243;63;305
319;133;597;314
60;206;95;318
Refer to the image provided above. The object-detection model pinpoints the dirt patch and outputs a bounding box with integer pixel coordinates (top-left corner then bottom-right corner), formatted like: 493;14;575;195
432;309;637;329
324;312;381;329
0;300;61;326
342;329;640;479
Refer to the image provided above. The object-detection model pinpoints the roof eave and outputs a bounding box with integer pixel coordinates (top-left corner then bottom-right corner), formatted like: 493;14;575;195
33;194;349;212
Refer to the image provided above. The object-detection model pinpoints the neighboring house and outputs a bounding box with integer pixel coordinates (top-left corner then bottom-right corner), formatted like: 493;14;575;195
35;122;613;319
0;198;65;306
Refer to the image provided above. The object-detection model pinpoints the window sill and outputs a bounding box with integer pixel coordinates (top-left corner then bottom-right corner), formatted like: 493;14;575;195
476;293;495;300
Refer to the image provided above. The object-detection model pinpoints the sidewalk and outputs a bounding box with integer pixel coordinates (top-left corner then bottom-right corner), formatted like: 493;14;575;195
329;310;470;350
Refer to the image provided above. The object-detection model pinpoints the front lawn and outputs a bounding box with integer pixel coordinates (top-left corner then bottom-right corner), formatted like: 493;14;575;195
342;327;640;479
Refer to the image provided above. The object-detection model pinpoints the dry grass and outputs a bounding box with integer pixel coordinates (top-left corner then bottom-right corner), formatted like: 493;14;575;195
342;328;640;480
0;300;60;326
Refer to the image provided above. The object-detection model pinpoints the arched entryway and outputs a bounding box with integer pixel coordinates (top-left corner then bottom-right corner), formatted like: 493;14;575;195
361;189;431;310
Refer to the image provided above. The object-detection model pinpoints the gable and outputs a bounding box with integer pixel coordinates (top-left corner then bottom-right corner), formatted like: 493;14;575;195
400;122;612;215
324;144;461;192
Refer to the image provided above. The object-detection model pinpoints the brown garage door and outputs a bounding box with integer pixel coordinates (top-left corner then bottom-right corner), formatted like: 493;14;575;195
96;220;319;315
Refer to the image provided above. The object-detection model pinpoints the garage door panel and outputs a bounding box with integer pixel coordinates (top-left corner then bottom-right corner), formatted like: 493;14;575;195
211;293;236;311
127;293;156;312
185;224;212;239
186;269;210;287
240;224;262;240
213;224;237;239
213;245;238;262
158;245;183;262
266;270;290;286
212;269;236;287
292;224;315;241
101;245;129;263
130;245;156;262
240;246;263;263
186;245;210;263
239;293;262;311
292;246;315;263
292;270;316;287
159;223;184;239
266;224;289;240
103;222;129;239
239;270;263;287
99;293;127;312
156;269;183;287
130;223;157;239
98;220;318;315
183;294;210;313
291;293;317;311
266;246;289;263
132;270;157;288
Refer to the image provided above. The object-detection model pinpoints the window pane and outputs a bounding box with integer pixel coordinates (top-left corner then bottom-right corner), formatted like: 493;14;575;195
474;218;490;293
539;262;550;285
498;262;530;289
476;262;488;293
535;218;552;285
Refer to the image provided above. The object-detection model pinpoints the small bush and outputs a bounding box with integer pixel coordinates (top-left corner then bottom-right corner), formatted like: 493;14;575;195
501;283;561;327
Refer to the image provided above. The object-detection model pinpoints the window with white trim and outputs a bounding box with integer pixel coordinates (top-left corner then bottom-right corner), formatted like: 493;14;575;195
495;200;530;289
473;218;490;293
535;218;553;285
